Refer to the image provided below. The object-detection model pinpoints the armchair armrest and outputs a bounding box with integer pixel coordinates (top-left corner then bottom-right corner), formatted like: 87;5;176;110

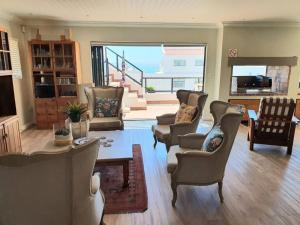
118;108;123;120
86;110;94;120
178;133;207;149
157;113;176;125
170;122;193;136
248;110;257;120
173;151;218;183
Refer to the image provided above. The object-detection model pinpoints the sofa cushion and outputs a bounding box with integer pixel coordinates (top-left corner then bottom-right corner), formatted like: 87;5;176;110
89;117;122;130
202;126;224;152
95;98;119;117
175;103;196;124
152;124;170;140
167;145;198;173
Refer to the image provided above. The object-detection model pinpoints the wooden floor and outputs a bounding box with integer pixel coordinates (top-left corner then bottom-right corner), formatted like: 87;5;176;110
21;122;300;225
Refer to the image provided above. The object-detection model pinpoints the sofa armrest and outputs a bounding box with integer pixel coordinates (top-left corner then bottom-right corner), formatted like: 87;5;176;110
157;113;176;125
178;133;207;149
91;173;100;195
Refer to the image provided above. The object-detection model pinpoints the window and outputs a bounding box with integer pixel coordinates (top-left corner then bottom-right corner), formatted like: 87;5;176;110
173;59;186;67
231;65;290;95
195;59;203;66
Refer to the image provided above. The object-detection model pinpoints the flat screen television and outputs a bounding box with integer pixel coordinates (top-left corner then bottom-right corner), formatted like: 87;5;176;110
0;75;16;117
236;75;272;90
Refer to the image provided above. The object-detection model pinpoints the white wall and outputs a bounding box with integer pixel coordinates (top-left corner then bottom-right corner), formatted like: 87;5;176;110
29;25;219;119
219;25;300;101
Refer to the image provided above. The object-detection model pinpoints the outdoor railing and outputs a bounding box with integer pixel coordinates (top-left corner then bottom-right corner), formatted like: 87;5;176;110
143;76;203;93
105;47;144;86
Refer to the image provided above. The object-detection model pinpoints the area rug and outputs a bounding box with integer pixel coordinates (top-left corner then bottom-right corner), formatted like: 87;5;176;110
94;144;148;214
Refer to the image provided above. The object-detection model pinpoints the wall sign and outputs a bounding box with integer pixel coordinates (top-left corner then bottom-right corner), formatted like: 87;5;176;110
228;48;238;57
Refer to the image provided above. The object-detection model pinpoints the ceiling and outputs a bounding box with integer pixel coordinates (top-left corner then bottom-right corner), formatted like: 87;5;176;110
1;0;300;26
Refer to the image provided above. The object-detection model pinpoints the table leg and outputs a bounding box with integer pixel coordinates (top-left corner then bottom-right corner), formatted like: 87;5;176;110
123;161;129;188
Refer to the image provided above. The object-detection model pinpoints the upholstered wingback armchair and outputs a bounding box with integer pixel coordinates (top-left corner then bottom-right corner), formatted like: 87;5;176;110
167;105;242;206
248;97;296;155
0;139;105;225
152;90;208;151
84;86;124;130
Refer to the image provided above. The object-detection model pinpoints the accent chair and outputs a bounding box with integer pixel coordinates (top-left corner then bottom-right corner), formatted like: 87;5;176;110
84;86;124;130
152;90;208;151
248;97;296;155
167;102;242;206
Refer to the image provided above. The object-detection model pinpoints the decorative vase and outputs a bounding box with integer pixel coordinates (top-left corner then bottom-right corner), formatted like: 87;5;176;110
66;119;89;139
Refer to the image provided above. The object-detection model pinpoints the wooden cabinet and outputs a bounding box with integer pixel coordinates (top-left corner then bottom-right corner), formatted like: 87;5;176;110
29;40;81;129
295;99;300;120
229;99;261;121
0;116;22;153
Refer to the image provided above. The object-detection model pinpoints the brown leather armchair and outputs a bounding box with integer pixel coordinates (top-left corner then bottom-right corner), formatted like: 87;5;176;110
152;90;208;151
248;97;296;155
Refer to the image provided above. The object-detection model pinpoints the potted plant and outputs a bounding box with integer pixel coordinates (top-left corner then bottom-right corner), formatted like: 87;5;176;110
146;86;156;93
65;102;89;139
53;124;73;146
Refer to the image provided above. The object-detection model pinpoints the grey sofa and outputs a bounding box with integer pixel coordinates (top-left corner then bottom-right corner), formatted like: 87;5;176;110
0;138;105;225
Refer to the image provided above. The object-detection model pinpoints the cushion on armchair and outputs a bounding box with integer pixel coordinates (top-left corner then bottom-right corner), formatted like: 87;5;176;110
202;126;224;152
95;97;119;117
175;103;196;124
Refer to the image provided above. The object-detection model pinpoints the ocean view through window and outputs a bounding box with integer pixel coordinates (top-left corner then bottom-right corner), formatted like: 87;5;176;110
103;44;206;92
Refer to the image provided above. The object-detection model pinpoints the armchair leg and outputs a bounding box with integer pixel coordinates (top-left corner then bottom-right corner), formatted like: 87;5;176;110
218;181;224;203
287;145;293;155
100;213;105;225
166;143;171;152
249;141;254;151
171;181;177;207
153;135;158;148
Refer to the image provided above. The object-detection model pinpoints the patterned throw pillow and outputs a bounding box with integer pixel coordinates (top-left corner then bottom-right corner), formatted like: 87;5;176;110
202;126;224;152
175;103;197;124
95;98;119;118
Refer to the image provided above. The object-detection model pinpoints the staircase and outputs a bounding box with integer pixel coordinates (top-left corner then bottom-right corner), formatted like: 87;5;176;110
105;47;147;111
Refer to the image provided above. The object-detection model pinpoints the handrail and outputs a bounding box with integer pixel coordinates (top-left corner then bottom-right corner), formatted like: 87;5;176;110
143;76;202;93
107;61;142;85
105;47;144;86
106;47;144;74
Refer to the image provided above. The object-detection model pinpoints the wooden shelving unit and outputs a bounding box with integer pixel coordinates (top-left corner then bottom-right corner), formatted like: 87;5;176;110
29;40;82;129
0;28;22;153
0;30;12;75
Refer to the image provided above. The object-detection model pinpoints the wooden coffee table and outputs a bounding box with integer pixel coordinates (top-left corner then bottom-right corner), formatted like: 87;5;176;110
89;130;133;187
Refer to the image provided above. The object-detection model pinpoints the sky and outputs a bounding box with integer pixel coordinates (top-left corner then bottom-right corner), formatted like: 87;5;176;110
106;45;163;73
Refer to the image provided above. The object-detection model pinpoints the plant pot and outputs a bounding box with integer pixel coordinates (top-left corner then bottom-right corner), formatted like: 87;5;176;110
69;114;81;123
69;119;89;139
53;123;73;146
